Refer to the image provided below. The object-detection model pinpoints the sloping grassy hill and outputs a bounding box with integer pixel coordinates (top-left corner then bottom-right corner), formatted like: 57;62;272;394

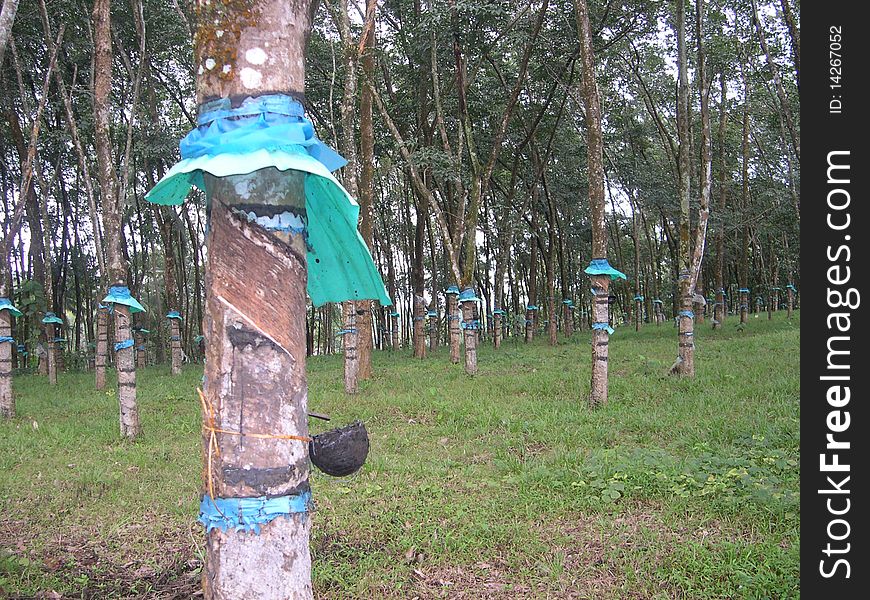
1;312;800;598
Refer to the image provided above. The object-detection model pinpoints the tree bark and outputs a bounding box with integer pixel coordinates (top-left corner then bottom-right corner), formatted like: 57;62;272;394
576;0;610;407
93;0;139;437
193;2;317;596
447;292;460;363
460;300;477;375
357;0;377;380
0;310;13;418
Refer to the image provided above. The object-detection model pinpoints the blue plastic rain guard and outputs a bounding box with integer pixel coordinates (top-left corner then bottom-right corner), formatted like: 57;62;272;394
41;312;63;324
561;299;573;305
137;345;146;351
458;288;480;303
738;288;750;293
493;308;506;315
336;328;357;336
53;338;66;343
390;311;400;318
166;310;183;320
592;322;615;335
526;305;538;311
194;335;205;343
102;286;146;313
678;310;694;318
461;320;481;330
786;284;797;291
199;490;312;534
445;285;460;295
633;295;644;301
145;95;390;308
653;299;663;304
426;310;437;318
0;298;22;317
584;258;627;280
139;328;150;334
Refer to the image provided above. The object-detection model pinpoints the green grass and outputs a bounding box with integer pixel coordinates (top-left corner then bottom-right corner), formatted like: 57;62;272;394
0;312;800;598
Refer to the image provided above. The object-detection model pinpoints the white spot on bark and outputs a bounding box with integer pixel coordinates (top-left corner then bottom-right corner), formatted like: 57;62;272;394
245;47;268;65
205;58;216;71
222;64;232;74
240;67;262;89
216;30;224;38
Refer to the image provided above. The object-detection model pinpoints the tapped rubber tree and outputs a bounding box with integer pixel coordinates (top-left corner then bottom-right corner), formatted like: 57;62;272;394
93;0;141;438
0;298;23;419
671;0;712;377
576;0;624;407
145;1;389;596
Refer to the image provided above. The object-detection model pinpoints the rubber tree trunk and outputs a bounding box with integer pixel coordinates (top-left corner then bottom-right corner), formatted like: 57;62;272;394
95;307;108;389
0;310;13;418
428;307;438;352
673;0;695;376
547;296;557;346
460;301;477;375
93;0;139;437
589;275;610;406
357;0;377;380
202;172;312;599
524;307;534;342
170;318;182;374
563;304;573;337
114;305;139;437
193;2;315;597
343;300;359;394
135;330;146;369
391;313;400;350
412;295;426;359
576;0;611;407
45;323;57;385
447;292;460;363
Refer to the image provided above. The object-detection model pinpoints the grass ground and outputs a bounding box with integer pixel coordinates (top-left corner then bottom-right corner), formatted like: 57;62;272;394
0;311;800;599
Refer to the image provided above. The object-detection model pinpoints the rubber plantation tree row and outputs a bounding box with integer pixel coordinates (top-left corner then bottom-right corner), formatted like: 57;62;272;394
0;0;797;595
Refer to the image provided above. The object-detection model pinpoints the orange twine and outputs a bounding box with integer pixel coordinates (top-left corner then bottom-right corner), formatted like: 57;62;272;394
197;388;312;500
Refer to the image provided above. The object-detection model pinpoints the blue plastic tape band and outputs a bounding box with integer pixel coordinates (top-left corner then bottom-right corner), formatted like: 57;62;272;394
182;96;345;172
634;295;644;301
738;288;750;293
678;310;694;318
0;336;14;343
198;490;312;534
166;310;183;319
170;335;181;341
115;339;134;351
136;345;146;351
336;328;357;336
461;320;481;330
592;322;615;335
